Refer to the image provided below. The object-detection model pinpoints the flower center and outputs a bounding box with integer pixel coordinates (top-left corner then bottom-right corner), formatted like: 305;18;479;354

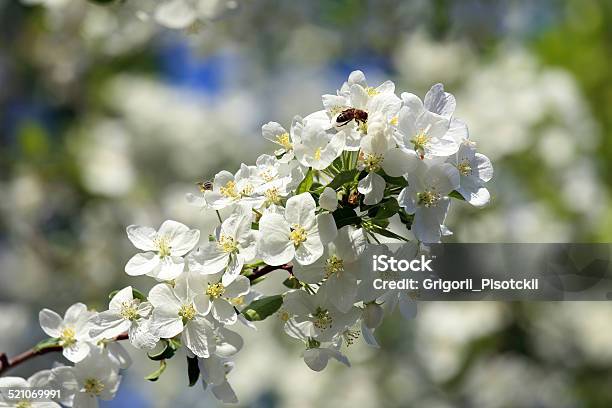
155;236;172;258
206;283;226;299
314;147;322;161
220;181;239;199
16;402;32;408
230;296;245;306
417;190;441;208
360;152;384;172
84;378;105;396
358;121;368;134
260;170;275;183
343;329;360;346
389;116;398;126
276;132;292;150
264;187;281;205
120;301;140;321
312;307;333;330
457;159;472;176
178;304;197;322
60;327;77;348
411;130;430;157
325;255;344;277
365;86;379;97
277;309;290;322
289;224;307;247
218;235;238;254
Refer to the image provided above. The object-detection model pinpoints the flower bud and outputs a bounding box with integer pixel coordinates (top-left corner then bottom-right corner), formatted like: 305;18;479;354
319;187;338;211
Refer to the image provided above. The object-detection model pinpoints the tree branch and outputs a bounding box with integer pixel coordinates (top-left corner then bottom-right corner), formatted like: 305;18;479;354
0;333;128;376
248;263;293;282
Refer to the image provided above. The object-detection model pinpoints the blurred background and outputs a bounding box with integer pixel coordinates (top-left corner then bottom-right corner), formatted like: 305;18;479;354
1;0;612;406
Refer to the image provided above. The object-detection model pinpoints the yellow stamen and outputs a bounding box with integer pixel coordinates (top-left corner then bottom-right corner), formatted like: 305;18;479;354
178;304;197;322
264;187;281;205
289;224;307;247
276;132;292;150
120;301;139;321
218;235;238;253
325;255;344;278
314;148;322;161
312;307;333;329
155;236;172;258
457;159;472;176
417;190;441;208
60;327;76;348
206;283;226;299
84;378;105;396
220;181;239;199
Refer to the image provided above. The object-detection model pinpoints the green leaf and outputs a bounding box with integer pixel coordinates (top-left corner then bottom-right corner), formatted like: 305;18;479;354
327;169;359;190
34;337;60;352
398;209;414;228
145;360;167;382
368;198;400;220
370;226;410;242
187;356;200;387
242;295;283;321
332;207;361;228
382;174;408;188
148;339;180;361
108;288;147;302
449;190;465;200
282;276;301;289
296;168;314;194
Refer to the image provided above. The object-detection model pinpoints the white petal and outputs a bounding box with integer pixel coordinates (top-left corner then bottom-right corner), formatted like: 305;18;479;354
223;275;250;298
89;312;131;340
125;252;160;276
148;284;181;309
475;152;494;182
63;342;90;363
212;299;237;325
382;148;418;177
151;309;183;339
126;225;156;251
64;302;88;325
211;381;238;404
39;309;62;337
325;275;357;313
156;256;185;280
170;229;200;256
258;213;294;266
424;83;456;118
317;213;338;245
182;318;212;358
398;292;417;320
295;231;324;265
109;286;133;312
319;187;338;211
359;172;386;205
285;193;316;229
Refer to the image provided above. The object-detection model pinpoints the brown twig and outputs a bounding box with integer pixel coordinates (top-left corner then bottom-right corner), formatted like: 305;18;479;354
0;333;129;376
248;263;293;282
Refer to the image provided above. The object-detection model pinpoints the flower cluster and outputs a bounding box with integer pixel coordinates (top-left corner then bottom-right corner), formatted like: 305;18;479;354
0;71;492;406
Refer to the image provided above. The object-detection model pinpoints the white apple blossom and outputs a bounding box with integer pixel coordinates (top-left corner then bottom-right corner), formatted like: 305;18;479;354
125;220;200;280
293;122;345;170
39;303;94;364
357;126;419;205
283;288;360;343
188;272;251;325
395;92;459;160
204;165;258;210
450;141;494;207
190;204;257;285
293;226;366;312
302;343;350;372
322;70;402;150
258;193;324;266
148;278;215;358
398;162;460;243
89;286;159;350
49;348;121;408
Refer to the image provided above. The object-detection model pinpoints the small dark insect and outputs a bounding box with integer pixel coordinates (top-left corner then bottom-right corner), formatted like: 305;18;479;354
197;180;213;192
336;108;368;127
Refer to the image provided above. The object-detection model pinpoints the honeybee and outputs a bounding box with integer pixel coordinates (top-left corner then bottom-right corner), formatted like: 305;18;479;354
196;180;213;193
336;108;368;127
